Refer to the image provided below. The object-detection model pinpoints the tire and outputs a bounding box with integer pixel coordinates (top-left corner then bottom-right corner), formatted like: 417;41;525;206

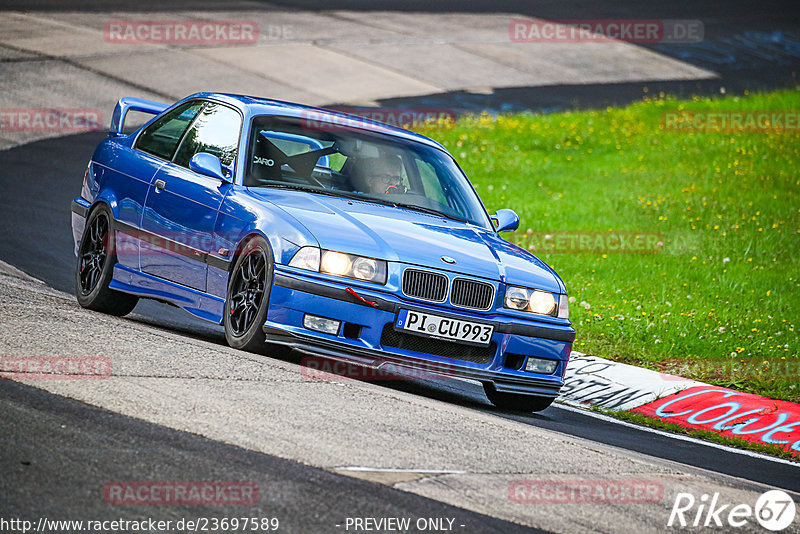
224;236;274;353
75;205;138;316
484;384;555;412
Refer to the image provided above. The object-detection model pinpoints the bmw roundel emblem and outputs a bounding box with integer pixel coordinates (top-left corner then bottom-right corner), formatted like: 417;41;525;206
441;256;456;265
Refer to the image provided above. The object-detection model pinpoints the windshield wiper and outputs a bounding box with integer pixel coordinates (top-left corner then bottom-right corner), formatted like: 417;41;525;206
392;203;468;223
259;184;400;208
258;183;360;200
258;184;469;223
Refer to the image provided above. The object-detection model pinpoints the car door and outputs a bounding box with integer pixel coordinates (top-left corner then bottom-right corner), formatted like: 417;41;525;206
140;101;242;291
108;100;204;269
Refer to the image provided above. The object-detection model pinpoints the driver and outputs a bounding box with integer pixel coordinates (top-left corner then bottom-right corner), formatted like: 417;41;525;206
363;155;406;194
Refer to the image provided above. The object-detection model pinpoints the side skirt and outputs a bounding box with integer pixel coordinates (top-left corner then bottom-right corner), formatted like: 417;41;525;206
110;264;226;324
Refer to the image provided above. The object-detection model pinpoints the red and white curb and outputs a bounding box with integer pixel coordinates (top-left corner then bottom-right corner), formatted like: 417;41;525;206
560;353;800;457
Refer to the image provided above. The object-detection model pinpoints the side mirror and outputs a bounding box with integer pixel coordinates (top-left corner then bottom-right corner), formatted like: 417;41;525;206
492;209;519;233
189;153;230;182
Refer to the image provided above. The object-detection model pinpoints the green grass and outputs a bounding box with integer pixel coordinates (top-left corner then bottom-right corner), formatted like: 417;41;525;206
417;89;799;402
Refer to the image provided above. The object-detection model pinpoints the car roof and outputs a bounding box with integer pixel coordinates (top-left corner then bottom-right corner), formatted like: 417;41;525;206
187;92;448;152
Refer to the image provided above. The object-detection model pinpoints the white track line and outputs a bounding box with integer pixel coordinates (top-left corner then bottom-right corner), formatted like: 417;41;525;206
554;402;800;468
335;467;466;474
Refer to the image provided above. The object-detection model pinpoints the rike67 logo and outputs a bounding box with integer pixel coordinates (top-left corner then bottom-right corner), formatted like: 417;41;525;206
668;490;796;531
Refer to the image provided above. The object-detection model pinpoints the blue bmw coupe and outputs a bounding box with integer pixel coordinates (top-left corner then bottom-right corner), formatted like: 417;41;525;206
71;93;575;411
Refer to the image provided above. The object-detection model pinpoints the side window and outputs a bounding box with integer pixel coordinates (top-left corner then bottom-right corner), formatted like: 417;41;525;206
172;103;241;171
135;101;204;160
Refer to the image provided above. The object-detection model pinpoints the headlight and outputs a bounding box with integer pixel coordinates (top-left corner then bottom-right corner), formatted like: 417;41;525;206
504;285;566;317
288;247;320;271
288;247;387;285
352;257;378;280
321;250;350;275
529;290;556;315
504;286;530;310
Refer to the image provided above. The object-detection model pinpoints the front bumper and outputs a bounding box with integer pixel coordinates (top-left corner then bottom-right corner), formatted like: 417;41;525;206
264;269;574;398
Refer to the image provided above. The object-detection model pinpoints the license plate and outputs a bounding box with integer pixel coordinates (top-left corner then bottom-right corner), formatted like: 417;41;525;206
395;309;494;346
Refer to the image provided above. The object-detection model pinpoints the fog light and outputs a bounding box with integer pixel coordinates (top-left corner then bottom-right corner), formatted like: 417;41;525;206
303;314;340;335
525;357;558;374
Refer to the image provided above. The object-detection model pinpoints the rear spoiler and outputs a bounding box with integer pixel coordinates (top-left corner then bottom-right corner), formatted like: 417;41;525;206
109;97;168;136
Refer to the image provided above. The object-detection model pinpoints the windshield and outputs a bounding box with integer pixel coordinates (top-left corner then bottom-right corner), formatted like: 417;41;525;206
244;115;491;228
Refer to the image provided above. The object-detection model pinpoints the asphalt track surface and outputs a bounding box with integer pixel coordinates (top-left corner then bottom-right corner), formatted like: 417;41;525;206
0;378;540;533
1;0;799;530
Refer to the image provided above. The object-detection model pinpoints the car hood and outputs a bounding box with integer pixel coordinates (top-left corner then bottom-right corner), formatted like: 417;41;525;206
249;189;563;293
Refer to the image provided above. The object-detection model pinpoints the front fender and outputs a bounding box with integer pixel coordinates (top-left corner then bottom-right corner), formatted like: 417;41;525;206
206;187;320;298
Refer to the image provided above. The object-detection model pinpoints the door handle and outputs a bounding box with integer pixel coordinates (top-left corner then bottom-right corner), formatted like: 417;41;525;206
154;179;166;191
